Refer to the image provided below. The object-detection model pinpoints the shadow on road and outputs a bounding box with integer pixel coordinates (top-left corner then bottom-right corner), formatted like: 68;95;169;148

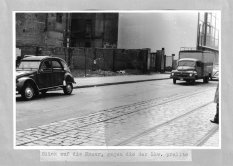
16;92;75;102
174;81;218;87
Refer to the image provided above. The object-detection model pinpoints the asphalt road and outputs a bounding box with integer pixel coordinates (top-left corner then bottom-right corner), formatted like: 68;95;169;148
16;79;218;131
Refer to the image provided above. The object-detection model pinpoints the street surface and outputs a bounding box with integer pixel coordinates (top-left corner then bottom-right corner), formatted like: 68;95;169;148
16;79;219;147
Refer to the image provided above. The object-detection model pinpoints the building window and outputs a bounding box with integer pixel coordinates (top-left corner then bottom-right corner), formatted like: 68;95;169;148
56;13;63;23
207;13;212;24
198;12;219;49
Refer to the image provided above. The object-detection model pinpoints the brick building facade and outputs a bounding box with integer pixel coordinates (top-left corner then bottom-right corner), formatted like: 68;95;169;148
70;13;118;48
15;13;164;73
16;13;66;48
16;13;119;57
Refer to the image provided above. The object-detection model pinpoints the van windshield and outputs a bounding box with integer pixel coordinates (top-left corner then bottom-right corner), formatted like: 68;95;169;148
178;61;196;67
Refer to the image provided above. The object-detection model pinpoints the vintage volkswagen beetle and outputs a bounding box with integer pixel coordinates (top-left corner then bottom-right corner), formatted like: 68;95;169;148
16;56;76;100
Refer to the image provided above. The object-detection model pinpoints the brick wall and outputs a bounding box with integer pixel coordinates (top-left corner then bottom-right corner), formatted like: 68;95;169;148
16;13;46;46
17;46;154;72
16;13;66;48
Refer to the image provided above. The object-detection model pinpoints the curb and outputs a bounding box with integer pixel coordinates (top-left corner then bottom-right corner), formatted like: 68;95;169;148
73;77;171;89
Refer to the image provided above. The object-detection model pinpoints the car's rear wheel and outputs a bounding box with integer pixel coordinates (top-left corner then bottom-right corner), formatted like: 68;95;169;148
21;83;35;100
63;82;73;95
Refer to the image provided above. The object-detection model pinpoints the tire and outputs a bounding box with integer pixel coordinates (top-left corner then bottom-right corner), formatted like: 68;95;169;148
21;83;35;100
209;74;213;81
173;78;176;84
63;82;73;95
203;77;209;83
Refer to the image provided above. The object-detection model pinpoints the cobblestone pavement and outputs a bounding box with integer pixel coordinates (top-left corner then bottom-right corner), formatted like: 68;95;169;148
16;87;219;147
124;103;218;146
201;129;219;147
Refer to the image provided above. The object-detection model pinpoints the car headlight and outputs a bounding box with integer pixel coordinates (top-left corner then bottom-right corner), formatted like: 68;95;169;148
189;73;193;77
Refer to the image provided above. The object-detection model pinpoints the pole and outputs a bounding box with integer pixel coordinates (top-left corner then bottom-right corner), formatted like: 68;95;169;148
112;49;115;71
204;13;208;49
196;13;200;50
103;49;105;76
85;48;86;77
172;54;175;70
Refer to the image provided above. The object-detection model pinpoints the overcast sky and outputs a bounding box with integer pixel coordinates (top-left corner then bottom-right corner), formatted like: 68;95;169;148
117;12;198;59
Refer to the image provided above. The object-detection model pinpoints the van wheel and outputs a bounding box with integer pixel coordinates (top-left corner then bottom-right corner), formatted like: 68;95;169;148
203;77;209;83
21;83;35;100
209;74;213;81
63;83;73;95
173;78;176;84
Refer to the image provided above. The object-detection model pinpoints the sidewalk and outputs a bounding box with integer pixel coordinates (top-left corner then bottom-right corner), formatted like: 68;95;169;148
74;73;171;89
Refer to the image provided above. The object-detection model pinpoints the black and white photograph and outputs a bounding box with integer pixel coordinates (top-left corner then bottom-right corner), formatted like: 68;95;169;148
14;11;220;148
2;0;233;165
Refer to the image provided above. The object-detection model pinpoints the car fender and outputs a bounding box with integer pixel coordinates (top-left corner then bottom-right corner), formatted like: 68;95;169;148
17;77;39;92
64;73;75;84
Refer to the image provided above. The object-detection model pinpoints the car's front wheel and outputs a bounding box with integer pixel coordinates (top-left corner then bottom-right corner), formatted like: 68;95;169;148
63;82;73;95
21;83;35;100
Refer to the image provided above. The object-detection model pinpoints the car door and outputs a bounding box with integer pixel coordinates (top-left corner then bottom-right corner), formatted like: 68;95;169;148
51;59;65;86
37;59;53;89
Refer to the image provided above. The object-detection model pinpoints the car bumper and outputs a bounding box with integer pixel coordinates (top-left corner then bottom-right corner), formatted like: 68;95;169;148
16;82;22;94
171;76;196;80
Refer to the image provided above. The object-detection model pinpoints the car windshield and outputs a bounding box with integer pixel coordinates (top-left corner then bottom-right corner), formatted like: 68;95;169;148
18;60;40;70
178;61;196;67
